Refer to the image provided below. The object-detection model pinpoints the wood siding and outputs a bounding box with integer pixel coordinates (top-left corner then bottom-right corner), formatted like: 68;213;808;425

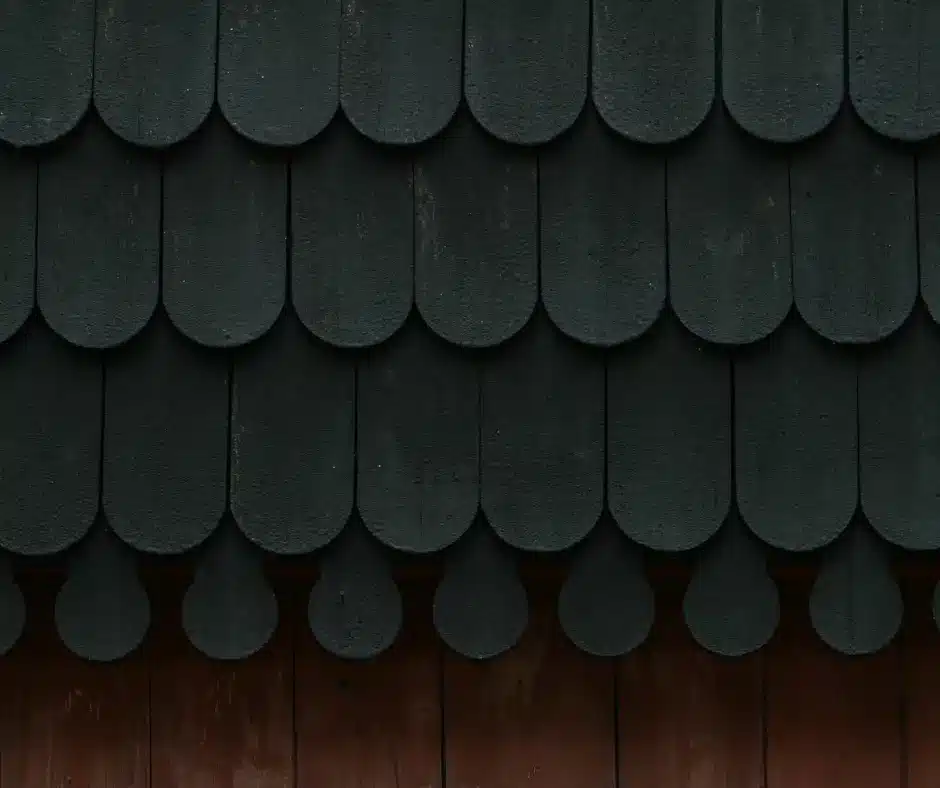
0;576;931;788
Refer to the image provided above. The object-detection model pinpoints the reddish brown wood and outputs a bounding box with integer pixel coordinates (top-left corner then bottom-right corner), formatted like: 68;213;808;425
149;578;294;788
766;580;902;788
295;579;441;788
444;583;616;788
903;580;940;788
0;577;149;788
617;582;764;788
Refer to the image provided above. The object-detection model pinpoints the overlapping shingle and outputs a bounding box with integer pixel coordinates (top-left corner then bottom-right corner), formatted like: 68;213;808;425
3;0;940;663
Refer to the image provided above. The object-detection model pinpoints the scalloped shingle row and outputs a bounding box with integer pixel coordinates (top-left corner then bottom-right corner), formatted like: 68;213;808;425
2;0;940;665
3;0;939;148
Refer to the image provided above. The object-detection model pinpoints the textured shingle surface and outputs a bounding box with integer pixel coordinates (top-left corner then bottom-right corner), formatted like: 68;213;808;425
1;0;938;662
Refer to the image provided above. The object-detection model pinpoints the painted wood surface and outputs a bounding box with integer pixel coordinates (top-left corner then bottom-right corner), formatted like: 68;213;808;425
0;576;927;787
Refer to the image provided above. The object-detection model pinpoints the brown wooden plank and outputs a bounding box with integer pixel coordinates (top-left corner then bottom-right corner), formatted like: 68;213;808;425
444;582;616;788
295;578;442;788
766;580;901;788
0;575;150;788
149;575;294;788
903;579;940;788
618;581;763;788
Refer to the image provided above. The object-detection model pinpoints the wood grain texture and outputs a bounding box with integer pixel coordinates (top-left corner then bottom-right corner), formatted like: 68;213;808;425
905;581;940;788
766;580;902;788
618;583;764;788
900;581;940;788
444;583;616;788
150;578;294;788
0;578;149;788
297;579;441;788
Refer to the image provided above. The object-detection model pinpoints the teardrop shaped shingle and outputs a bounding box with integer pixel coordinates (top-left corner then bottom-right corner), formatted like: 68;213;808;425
183;522;278;660
684;516;779;657
434;522;528;659
558;520;654;657
308;522;403;660
0;556;25;656
55;524;150;662
810;522;903;656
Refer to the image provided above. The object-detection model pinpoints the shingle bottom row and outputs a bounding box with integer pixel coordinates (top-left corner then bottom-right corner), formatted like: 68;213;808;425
0;513;925;664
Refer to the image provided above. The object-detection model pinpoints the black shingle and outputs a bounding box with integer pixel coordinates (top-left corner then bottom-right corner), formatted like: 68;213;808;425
849;0;940;142
357;318;479;553
683;514;779;657
482;311;604;552
0;556;25;656
3;1;940;661
0;321;100;555
38;116;160;349
558;519;654;658
0;147;36;343
414;113;537;347
308;519;403;660
540;107;666;346
182;521;278;660
465;0;588;145
722;0;843;143
103;315;228;554
608;314;730;551
668;109;791;345
791;107;918;343
230;313;354;554
735;318;857;551
433;522;528;659
593;0;715;143
0;0;94;147
859;309;940;550
55;522;150;662
163;113;287;348
218;0;339;146
809;520;904;657
341;0;462;145
292;119;413;348
94;0;217;147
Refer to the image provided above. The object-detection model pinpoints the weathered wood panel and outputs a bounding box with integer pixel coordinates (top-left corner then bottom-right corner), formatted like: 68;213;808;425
149;577;294;788
0;578;150;788
766;580;901;788
295;579;441;788
443;583;616;788
618;582;764;788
